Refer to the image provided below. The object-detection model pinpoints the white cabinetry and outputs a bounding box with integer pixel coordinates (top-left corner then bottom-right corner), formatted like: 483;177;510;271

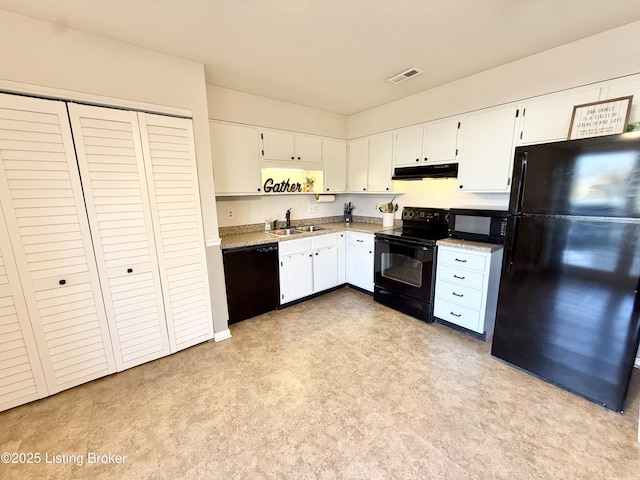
210;121;262;195
457;104;519;192
323;139;347;193
261;129;322;168
348;133;397;193
337;232;346;284
434;244;503;338
278;233;340;304
346;232;374;292
518;88;601;145
601;76;640;124
394;117;460;167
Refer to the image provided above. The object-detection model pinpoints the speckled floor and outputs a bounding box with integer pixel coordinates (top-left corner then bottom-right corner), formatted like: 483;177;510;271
1;287;639;479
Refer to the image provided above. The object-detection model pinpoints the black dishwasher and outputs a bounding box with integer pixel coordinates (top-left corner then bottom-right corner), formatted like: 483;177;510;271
222;243;279;324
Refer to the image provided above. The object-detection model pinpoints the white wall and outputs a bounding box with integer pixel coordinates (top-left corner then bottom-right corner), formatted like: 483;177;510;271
0;10;230;333
207;85;347;138
348;20;640;138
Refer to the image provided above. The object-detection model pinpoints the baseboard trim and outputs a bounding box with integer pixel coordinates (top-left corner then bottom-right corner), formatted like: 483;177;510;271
213;329;232;342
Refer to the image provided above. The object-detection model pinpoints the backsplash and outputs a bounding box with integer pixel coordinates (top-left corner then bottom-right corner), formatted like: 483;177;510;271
218;215;394;236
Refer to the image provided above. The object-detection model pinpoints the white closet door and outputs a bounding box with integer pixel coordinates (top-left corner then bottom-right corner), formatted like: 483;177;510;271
138;113;213;351
68;104;170;371
0;93;115;394
0;206;48;411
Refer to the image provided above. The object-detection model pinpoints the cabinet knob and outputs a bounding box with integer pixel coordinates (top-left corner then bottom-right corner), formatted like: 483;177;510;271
415;158;420;162
363;188;366;191
291;156;295;160
459;185;463;189
257;188;261;192
315;252;318;256
59;279;66;285
386;187;389;191
297;156;301;160
127;268;133;273
326;188;329;191
424;157;428;161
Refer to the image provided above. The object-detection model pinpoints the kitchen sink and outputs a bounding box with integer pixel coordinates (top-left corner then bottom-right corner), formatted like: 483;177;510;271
267;228;303;236
297;225;325;232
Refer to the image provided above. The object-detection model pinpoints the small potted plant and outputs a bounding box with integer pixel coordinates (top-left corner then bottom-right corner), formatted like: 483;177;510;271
304;176;315;192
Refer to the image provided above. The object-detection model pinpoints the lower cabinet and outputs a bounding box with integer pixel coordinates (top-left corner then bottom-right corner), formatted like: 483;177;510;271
279;234;340;304
434;244;503;338
346;232;374;292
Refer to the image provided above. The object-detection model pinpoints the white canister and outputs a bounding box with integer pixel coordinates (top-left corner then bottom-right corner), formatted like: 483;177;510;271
383;212;395;227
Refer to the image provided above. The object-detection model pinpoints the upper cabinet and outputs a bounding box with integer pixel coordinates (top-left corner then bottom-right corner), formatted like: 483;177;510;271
348;133;399;193
601;76;640;124
517;87;601;145
261;129;322;169
394;117;460;167
457;104;519;193
211;121;262;195
323;138;347;193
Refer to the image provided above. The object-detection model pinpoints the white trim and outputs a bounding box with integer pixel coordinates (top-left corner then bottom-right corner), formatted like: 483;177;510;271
206;237;222;247
214;329;232;342
0;79;192;118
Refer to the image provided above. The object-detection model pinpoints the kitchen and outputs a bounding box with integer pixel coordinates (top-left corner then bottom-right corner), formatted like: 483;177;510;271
1;2;640;478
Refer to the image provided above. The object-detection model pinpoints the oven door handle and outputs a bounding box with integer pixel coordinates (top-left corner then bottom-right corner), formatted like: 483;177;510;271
375;236;432;250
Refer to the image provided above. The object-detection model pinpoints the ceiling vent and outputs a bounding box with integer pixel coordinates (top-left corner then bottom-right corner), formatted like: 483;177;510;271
386;67;424;85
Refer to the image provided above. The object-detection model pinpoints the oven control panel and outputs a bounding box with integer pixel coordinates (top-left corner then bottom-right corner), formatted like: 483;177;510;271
402;207;449;225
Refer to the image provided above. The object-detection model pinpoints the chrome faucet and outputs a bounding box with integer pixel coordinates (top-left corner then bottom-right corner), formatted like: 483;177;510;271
285;208;292;228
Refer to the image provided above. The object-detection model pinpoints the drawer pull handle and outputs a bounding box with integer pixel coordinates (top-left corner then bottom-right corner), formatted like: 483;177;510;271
453;275;465;279
452;292;464;297
450;312;462;317
356;239;364;243
454;258;467;263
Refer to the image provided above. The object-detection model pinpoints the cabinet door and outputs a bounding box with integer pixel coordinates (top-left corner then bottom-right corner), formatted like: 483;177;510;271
348;138;369;192
394;126;423;166
68;104;171;371
0;93;116;394
295;134;322;164
423;117;459;164
347;233;374;292
261;129;294;161
0;207;48;412
210;121;262;195
323;139;347;193
518;88;601;145
280;252;313;303
138;113;214;352
313;246;338;293
367;133;393;193
603;77;640;124
337;232;346;284
457;104;518;192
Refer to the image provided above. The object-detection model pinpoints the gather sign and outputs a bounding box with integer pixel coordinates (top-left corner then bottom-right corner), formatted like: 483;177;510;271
263;177;303;193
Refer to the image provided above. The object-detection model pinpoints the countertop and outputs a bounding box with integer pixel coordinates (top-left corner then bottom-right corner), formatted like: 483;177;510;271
221;221;395;250
436;237;504;253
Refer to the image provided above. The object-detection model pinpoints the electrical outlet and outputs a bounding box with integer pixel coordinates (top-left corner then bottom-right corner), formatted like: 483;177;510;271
309;204;318;213
375;203;380;212
227;209;233;219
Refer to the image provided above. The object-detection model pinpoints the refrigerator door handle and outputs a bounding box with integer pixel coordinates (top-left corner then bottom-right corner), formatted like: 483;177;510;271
505;216;519;274
514;152;528;214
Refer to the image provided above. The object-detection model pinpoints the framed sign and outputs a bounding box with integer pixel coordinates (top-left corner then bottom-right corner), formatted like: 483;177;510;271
568;95;633;139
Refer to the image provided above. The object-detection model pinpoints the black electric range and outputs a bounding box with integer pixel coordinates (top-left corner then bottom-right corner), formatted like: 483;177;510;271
374;207;450;322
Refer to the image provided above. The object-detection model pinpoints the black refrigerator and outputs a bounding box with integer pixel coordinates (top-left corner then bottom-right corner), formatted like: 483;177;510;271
491;133;640;412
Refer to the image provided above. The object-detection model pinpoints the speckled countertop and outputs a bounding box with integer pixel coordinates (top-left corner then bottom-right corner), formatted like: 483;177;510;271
220;221;396;250
436;237;504;253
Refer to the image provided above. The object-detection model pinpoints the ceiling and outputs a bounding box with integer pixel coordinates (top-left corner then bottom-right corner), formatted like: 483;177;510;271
2;0;640;115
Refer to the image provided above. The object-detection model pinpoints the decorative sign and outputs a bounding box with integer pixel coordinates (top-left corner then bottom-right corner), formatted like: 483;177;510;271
263;178;303;193
568;96;633;140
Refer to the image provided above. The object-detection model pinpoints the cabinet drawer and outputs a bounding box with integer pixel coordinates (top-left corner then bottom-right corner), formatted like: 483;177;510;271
348;232;373;248
279;238;312;256
311;233;337;249
434;299;481;333
435;280;483;310
436;265;484;289
438;248;486;272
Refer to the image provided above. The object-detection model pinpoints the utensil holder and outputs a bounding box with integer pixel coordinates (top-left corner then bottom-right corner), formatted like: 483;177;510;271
383;212;395;227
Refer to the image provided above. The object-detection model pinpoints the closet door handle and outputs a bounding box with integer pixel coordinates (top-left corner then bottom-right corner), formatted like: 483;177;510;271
127;268;133;273
59;279;66;285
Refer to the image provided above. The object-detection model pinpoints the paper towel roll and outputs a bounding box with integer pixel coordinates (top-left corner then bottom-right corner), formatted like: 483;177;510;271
315;194;336;203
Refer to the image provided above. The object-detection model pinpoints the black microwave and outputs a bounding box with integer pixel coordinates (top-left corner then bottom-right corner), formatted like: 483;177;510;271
448;209;509;244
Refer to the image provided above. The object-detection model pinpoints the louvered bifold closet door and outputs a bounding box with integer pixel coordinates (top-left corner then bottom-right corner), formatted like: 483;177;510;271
138;113;213;351
0;205;48;411
0;93;115;394
68;104;170;371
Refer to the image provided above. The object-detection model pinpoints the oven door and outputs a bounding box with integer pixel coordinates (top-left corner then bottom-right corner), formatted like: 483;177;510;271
374;235;434;302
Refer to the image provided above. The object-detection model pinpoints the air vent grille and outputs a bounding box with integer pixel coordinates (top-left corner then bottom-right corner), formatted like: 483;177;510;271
386;67;424;85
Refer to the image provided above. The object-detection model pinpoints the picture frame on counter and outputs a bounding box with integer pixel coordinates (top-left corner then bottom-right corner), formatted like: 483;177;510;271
568;95;633;140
